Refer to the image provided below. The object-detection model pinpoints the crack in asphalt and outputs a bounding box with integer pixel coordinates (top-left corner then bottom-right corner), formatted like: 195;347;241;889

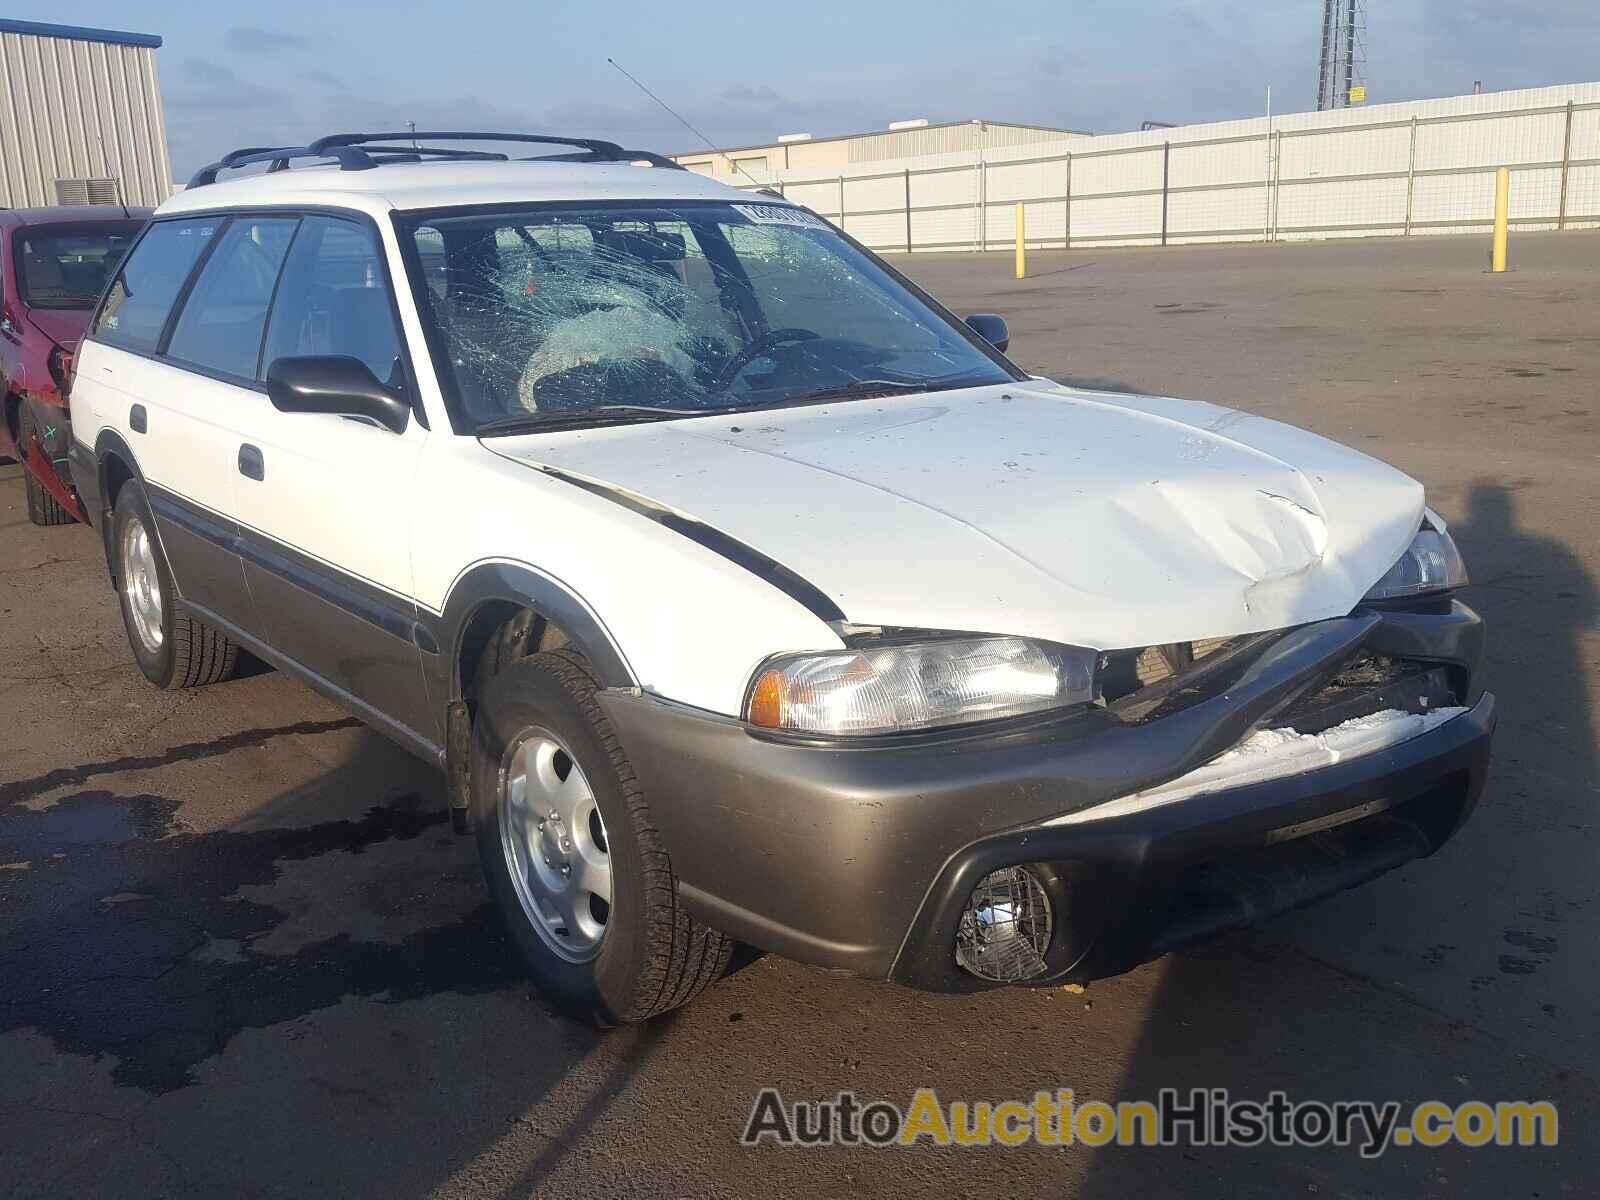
0;718;362;807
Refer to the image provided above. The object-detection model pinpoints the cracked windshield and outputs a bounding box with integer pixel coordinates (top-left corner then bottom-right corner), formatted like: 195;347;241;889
403;201;1013;429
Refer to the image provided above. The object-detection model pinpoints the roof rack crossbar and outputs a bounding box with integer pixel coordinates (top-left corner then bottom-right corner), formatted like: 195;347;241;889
306;131;629;157
351;146;512;163
533;148;687;170
191;148;310;187
188;131;687;188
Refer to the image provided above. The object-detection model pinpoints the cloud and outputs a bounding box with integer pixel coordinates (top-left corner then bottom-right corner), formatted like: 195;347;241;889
1035;47;1084;80
224;26;311;54
298;67;348;91
165;59;287;114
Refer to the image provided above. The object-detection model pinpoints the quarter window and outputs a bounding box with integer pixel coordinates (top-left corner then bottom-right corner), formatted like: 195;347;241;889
261;217;402;385
92;219;219;353
165;217;298;380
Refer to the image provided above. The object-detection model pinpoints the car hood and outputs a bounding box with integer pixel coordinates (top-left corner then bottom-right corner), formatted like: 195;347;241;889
484;382;1425;650
23;306;90;351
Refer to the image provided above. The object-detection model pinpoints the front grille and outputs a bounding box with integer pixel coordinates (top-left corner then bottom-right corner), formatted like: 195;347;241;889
1275;654;1455;733
1099;634;1263;725
1099;631;1461;733
1099;636;1239;702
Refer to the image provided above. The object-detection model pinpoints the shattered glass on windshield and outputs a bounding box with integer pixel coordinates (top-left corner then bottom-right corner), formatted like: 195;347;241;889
403;202;1014;429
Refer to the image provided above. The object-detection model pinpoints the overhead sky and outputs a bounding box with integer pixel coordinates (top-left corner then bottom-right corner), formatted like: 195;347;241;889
28;0;1600;176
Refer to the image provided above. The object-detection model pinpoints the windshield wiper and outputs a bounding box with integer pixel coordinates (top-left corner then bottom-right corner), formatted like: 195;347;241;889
476;376;1001;436
476;405;712;437
776;375;994;407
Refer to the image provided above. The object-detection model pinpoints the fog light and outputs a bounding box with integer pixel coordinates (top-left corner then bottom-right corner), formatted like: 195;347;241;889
955;866;1053;982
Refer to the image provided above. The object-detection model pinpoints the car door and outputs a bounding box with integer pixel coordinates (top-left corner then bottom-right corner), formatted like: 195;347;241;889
76;215;270;628
226;214;436;747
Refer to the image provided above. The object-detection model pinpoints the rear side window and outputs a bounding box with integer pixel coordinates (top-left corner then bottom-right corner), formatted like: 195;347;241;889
262;216;402;385
92;219;219;353
166;217;298;380
13;224;140;310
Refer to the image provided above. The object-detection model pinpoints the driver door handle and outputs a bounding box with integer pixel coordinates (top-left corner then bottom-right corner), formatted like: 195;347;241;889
238;444;264;482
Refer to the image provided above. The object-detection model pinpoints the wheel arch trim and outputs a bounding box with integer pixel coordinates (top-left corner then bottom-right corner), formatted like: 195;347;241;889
432;560;639;701
88;429;152;586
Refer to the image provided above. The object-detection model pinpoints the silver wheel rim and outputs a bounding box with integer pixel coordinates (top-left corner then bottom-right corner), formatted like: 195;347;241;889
498;726;611;963
119;515;165;655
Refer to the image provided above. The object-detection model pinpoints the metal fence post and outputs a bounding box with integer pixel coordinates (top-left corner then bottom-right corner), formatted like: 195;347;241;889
1160;141;1170;246
1064;153;1073;251
904;168;913;254
1558;99;1575;230
838;175;846;230
978;158;987;252
1404;116;1418;236
1263;121;1273;243
1271;130;1283;242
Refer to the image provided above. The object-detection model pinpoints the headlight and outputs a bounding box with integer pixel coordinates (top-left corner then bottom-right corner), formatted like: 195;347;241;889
745;635;1096;736
1363;520;1468;601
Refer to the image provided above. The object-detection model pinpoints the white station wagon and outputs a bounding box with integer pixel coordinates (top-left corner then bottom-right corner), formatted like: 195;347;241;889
67;132;1495;1024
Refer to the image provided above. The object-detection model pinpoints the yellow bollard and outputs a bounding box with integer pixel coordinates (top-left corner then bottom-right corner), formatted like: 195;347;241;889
1491;167;1510;273
1015;202;1026;279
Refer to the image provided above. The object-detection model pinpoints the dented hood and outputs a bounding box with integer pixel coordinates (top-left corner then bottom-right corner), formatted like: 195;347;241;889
486;383;1425;650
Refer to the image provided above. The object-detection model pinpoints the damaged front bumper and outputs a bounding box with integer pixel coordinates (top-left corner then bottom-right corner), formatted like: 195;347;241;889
598;601;1493;991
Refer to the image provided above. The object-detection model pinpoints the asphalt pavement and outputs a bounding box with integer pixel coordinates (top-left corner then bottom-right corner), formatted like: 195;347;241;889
2;230;1595;1198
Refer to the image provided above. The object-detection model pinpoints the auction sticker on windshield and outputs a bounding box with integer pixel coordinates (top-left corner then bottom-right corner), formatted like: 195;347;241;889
732;203;831;230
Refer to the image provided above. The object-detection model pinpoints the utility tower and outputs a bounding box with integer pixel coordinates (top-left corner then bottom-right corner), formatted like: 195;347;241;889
1316;0;1367;110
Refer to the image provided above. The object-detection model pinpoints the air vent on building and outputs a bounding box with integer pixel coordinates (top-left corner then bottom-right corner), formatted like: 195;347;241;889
54;177;120;206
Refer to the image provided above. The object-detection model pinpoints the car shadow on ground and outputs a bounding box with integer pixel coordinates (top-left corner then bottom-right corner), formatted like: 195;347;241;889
1071;480;1598;1195
0;727;660;1194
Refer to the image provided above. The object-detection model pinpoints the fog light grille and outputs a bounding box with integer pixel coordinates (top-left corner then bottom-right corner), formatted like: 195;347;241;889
955;866;1053;982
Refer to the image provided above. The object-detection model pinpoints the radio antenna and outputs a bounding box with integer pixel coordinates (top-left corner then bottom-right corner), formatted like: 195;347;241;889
605;57;765;189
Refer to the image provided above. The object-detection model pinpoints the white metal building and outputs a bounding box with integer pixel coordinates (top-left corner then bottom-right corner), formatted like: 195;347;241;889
0;18;171;210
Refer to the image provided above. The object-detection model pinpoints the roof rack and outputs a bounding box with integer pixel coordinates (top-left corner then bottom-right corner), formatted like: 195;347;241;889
187;131;687;189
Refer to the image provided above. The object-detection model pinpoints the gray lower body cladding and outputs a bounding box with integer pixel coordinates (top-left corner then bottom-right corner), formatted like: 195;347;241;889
598;601;1492;989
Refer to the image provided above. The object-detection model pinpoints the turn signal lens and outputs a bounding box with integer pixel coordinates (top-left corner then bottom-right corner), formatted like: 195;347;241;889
748;668;786;728
745;636;1095;736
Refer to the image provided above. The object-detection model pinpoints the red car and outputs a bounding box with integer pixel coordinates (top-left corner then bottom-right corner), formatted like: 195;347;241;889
1;206;150;524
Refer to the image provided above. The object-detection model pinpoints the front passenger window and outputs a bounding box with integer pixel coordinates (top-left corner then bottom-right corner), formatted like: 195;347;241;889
261;216;403;386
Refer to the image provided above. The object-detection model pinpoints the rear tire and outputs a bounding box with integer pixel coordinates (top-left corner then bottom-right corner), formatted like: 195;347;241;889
111;481;241;689
20;410;73;526
471;646;732;1025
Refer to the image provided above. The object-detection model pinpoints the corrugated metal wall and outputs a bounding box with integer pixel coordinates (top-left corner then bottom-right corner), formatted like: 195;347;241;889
764;83;1600;252
0;28;171;209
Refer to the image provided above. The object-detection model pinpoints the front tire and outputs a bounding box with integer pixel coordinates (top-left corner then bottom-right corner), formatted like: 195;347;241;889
471;647;732;1025
111;481;241;689
20;409;73;526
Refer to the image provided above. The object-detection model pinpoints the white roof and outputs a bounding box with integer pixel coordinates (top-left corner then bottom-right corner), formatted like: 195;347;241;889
158;159;756;218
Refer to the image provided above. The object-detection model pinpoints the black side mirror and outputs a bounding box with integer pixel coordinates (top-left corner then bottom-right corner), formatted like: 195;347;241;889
965;313;1009;353
265;356;410;434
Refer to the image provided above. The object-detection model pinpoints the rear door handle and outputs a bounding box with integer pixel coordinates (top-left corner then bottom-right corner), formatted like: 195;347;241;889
129;404;146;434
238;444;264;482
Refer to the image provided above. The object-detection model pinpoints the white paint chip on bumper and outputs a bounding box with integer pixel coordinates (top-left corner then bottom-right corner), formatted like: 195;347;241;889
1048;705;1471;826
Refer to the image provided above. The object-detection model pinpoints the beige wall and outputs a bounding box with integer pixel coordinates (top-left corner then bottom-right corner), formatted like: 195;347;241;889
672;123;1082;182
